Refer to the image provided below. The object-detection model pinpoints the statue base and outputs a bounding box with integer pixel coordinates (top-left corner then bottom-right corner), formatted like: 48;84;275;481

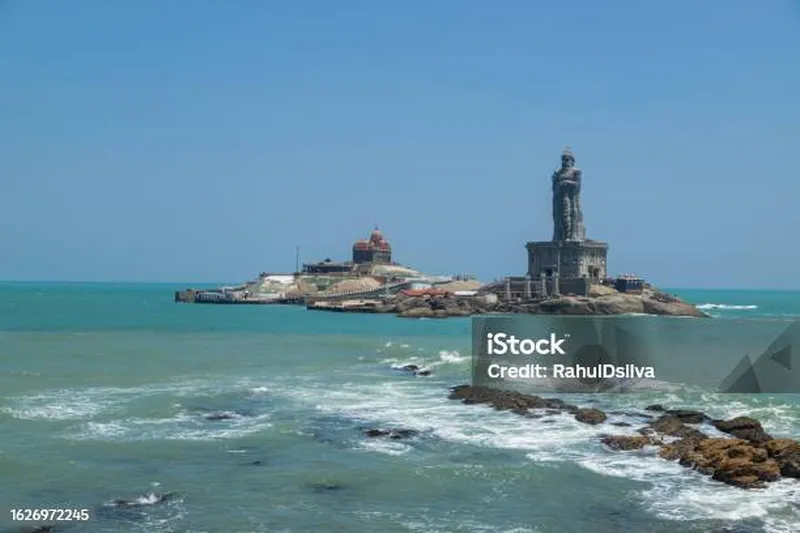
525;239;608;290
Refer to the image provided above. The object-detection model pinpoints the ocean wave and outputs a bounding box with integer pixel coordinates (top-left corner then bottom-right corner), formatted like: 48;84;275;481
271;378;799;533
0;378;271;421
67;411;273;441
695;303;758;310
382;350;470;374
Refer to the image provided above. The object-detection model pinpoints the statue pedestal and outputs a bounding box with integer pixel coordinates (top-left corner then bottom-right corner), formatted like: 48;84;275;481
526;239;608;290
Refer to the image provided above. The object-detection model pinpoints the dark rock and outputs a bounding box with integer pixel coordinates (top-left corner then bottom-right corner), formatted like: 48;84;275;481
400;364;419;372
648;415;707;440
666;409;708;424
712;417;773;444
601;435;655;451
415;369;432;377
362;428;419;440
309;482;345;492
204;413;236;421
108;492;177;507
448;385;583;420
574;408;607;425
611;422;632;427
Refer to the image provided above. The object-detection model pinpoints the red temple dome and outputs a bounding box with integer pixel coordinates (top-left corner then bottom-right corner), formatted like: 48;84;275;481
353;227;390;251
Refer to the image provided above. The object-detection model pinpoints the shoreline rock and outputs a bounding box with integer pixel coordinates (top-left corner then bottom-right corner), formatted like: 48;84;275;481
447;384;799;490
310;287;708;319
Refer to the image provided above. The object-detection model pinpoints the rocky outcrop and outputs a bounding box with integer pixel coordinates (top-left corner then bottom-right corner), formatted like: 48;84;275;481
498;292;707;318
764;439;800;477
447;384;799;490
449;385;603;425
711;416;773;444
308;286;706;318
659;438;781;489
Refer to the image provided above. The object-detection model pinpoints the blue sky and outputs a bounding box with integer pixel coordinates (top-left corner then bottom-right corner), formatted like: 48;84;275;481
1;1;798;288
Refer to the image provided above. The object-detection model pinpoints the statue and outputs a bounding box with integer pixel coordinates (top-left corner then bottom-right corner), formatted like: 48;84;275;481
551;147;585;241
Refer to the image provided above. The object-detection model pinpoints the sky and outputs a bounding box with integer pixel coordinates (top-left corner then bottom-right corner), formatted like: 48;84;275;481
1;1;798;288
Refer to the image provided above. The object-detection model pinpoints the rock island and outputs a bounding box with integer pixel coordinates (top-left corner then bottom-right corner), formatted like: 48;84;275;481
176;148;706;318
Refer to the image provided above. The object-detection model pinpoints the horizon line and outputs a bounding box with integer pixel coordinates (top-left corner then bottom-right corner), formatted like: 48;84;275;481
1;279;799;292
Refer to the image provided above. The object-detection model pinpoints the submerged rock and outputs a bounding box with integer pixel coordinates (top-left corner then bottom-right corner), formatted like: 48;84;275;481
308;482;346;492
204;412;238;421
601;435;656;451
394;364;432;377
362;428;419;440
107;491;177;508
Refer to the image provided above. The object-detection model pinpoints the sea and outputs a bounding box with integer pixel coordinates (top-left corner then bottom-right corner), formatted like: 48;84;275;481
0;283;798;533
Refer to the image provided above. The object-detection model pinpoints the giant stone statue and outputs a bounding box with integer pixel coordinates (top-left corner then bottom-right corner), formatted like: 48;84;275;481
552;147;585;241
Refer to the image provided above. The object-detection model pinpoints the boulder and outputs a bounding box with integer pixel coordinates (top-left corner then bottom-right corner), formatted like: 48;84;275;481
712;417;773;444
575;408;607;425
593;294;645;315
534;297;594;315
648;415;706;439
395;297;430;313
398;307;437;318
665;409;709;424
763;439;800;478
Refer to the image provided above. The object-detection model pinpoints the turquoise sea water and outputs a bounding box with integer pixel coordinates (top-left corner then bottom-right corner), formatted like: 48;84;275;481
1;283;798;533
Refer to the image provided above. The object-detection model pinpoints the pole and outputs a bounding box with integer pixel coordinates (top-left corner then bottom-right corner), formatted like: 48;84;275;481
295;245;300;274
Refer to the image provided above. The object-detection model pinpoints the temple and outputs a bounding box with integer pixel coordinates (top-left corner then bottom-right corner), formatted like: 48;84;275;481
499;147;609;298
352;227;392;264
301;227;394;275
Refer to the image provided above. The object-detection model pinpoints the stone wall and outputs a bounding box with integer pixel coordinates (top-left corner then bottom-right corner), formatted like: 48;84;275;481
559;277;591;296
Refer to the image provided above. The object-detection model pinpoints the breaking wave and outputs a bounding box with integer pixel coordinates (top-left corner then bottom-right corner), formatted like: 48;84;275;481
268;367;799;533
695;303;758;310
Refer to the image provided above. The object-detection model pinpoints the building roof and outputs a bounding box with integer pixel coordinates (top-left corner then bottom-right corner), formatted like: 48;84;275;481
353;227;391;251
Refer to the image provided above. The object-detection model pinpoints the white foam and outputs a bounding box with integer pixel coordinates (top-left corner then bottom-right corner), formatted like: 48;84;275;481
695;303;758;310
646;477;799;529
1;391;117;420
437;350;469;364
1;378;268;422
357;438;411;456
272;377;799;532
